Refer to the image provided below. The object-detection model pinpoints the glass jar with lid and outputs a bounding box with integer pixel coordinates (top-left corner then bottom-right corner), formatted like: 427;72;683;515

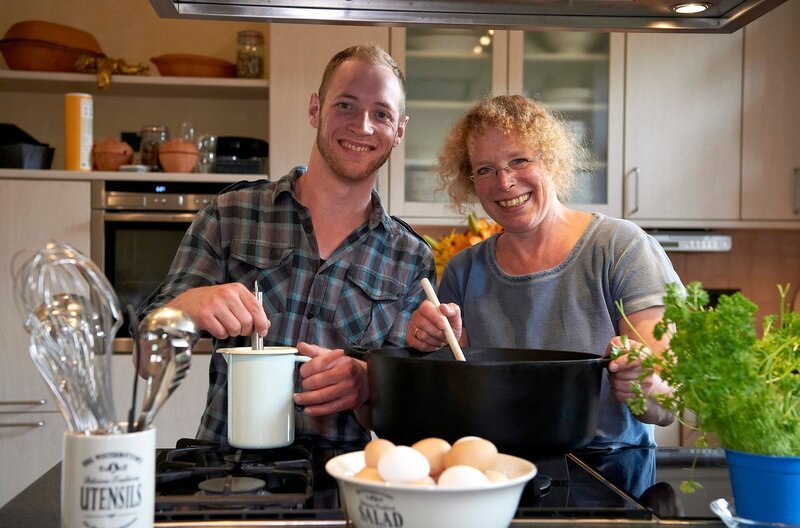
236;30;265;79
139;125;170;171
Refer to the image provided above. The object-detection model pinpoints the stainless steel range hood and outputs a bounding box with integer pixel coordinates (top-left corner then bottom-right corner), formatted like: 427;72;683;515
148;0;787;33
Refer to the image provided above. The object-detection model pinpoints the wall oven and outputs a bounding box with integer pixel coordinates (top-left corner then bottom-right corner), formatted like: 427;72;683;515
91;180;230;353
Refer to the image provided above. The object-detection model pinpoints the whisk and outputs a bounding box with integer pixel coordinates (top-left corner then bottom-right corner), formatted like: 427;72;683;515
12;242;122;434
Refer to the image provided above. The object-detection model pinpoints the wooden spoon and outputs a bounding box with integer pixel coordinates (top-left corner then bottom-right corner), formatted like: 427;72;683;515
420;278;466;362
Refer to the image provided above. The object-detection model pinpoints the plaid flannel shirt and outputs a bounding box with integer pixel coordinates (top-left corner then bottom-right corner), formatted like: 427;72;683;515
138;167;435;445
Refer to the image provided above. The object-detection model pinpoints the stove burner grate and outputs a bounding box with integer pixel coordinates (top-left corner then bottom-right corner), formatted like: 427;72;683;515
198;476;266;494
155;437;315;513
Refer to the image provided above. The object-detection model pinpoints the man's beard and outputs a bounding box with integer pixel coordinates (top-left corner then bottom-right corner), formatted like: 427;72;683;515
315;131;393;184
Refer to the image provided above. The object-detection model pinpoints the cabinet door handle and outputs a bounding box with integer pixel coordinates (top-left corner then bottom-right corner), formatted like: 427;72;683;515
0;399;47;406
0;421;46;428
794;168;799;215
624;167;640;217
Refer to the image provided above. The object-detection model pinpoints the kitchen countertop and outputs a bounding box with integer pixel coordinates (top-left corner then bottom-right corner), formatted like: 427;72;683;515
1;452;727;528
0;168;261;183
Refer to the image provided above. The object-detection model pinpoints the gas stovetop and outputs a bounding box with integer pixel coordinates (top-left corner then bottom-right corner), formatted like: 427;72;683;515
153;439;731;526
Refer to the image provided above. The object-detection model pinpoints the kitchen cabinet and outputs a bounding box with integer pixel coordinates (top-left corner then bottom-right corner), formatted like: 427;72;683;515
387;27;508;222
741;0;800;222
510;31;624;217
111;354;211;448
0;178;90;507
623;32;743;224
387;28;622;223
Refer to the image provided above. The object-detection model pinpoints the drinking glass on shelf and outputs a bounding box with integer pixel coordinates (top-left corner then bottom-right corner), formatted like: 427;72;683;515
197;134;217;173
180;121;195;143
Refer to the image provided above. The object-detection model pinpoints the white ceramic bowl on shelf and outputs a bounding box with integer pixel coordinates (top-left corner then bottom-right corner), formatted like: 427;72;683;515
326;450;536;528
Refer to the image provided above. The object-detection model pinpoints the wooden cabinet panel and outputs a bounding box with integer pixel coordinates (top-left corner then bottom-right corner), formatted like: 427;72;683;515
0;180;91;407
0;412;64;507
624;32;743;221
741;0;800;221
0;179;90;507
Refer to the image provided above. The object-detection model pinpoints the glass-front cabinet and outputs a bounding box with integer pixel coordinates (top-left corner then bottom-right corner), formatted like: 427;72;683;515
510;31;623;216
388;28;507;223
387;29;622;224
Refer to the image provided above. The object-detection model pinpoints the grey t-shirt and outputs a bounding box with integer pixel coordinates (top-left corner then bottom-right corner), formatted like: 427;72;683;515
438;213;681;449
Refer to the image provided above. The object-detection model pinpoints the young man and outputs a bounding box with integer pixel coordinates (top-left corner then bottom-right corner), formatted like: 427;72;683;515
138;44;435;446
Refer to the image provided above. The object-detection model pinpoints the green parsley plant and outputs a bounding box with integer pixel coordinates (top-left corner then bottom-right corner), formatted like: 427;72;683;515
613;281;800;456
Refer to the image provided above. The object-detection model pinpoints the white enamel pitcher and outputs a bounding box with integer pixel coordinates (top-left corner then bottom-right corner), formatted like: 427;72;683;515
218;346;310;449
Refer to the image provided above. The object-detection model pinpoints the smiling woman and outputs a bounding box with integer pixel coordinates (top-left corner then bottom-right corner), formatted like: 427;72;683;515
407;93;681;450
437;95;578;215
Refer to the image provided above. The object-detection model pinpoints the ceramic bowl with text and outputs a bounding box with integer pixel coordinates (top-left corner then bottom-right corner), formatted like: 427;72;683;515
326;450;536;528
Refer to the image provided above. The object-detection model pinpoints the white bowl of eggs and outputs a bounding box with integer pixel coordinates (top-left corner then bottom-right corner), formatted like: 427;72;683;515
325;436;537;528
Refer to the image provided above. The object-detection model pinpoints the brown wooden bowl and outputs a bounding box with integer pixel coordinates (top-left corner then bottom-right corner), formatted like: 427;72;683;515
0;39;103;72
1;20;104;72
150;54;236;78
3;20;102;52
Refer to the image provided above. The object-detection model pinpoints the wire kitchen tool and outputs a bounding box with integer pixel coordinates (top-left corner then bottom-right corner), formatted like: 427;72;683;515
134;306;198;431
27;294;104;432
13;242;123;433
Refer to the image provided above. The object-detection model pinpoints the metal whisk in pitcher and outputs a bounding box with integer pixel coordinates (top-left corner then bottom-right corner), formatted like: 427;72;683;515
12;242;122;434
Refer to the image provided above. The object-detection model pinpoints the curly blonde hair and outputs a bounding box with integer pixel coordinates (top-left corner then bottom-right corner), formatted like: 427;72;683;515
436;95;578;214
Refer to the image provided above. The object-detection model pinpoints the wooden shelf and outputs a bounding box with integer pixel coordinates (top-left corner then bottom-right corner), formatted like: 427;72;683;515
0;69;269;99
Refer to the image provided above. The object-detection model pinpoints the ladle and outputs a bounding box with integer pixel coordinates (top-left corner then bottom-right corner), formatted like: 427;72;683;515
420;278;466;361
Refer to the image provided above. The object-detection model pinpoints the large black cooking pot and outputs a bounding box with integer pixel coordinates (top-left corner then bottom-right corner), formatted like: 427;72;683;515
346;347;610;454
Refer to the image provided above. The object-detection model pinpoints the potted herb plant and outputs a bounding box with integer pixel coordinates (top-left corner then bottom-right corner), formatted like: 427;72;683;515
614;281;800;524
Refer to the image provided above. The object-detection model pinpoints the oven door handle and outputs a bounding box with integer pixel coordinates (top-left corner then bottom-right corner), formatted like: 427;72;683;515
103;212;198;223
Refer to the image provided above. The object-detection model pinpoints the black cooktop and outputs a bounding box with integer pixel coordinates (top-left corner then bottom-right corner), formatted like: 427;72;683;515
153;439;732;524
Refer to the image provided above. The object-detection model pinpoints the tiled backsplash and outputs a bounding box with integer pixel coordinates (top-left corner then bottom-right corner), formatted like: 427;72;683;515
667;230;800;324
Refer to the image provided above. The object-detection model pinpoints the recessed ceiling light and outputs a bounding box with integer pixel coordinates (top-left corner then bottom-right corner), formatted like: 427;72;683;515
671;2;712;14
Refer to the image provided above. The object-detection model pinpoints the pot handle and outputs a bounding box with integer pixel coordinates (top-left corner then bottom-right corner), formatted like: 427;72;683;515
344;347;368;360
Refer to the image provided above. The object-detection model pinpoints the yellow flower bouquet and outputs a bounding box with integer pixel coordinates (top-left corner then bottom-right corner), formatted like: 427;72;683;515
423;213;503;277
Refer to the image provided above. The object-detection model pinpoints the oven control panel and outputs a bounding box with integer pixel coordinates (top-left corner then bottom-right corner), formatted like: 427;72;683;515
105;192;217;211
93;180;233;212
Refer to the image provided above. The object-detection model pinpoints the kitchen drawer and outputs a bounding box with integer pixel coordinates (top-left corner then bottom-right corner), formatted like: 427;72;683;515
0;411;64;507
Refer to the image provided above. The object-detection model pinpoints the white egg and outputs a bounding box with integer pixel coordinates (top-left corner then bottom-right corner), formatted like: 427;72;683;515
437;465;491;488
377;446;431;483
